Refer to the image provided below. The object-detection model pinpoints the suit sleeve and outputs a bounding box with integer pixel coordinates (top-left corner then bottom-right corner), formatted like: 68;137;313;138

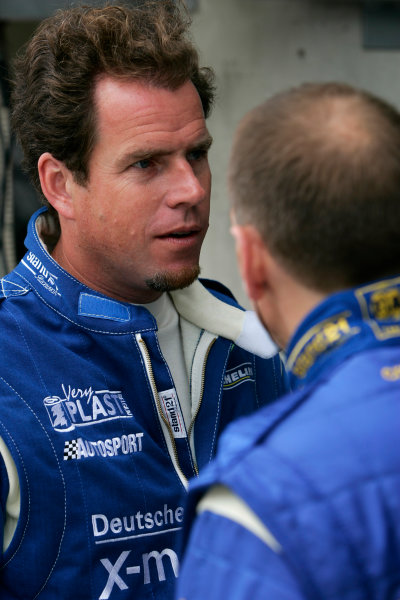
176;509;304;600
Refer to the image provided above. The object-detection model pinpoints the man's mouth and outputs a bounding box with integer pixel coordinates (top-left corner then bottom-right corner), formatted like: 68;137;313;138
158;227;201;240
167;231;196;238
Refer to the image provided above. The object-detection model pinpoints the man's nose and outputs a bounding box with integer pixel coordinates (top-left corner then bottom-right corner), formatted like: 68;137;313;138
165;159;209;208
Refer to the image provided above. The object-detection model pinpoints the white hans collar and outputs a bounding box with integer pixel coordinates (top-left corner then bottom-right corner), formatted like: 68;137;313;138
171;280;278;359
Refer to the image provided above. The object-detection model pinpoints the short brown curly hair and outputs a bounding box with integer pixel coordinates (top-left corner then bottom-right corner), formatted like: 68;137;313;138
11;1;215;203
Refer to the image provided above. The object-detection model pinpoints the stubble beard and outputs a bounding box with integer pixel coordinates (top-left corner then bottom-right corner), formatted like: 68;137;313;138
145;265;201;293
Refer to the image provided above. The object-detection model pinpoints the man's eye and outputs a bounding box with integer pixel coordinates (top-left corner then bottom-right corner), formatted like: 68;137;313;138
132;158;152;169
187;149;208;162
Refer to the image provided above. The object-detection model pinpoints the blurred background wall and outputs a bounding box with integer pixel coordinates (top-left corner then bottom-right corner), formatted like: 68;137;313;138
1;0;400;306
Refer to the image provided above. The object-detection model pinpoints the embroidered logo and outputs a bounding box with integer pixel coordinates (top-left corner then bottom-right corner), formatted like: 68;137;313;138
370;288;400;321
287;313;359;379
380;363;400;381
63;432;143;460
44;384;132;432
64;439;79;460
356;277;400;340
22;252;61;296
158;389;186;439
223;362;254;389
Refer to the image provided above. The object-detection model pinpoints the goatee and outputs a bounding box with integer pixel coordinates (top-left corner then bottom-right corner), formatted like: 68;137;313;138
145;265;201;292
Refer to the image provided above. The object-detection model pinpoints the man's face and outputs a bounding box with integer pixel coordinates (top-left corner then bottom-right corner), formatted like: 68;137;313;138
66;77;212;303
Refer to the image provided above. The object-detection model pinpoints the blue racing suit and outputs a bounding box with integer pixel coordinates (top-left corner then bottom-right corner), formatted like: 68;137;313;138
0;208;287;599
178;277;400;600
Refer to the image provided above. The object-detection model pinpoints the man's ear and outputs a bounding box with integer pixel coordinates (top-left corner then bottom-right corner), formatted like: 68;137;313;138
37;152;76;219
231;224;269;303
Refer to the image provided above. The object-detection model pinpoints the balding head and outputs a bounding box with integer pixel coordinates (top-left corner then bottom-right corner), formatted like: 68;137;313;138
229;83;400;292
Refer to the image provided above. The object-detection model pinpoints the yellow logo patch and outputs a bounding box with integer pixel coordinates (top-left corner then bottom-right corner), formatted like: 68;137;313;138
380;364;400;381
356;277;400;340
288;314;359;379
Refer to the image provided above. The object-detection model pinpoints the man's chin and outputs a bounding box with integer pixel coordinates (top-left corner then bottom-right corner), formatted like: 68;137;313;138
145;265;200;293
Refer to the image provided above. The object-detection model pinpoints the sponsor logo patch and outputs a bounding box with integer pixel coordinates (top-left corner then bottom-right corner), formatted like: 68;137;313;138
356;276;400;340
380;363;400;381
98;547;179;598
63;432;143;460
92;504;184;543
45;384;132;432
158;389;186;438
287;313;359;378
93;504;183;596
223;362;254;389
22;252;61;296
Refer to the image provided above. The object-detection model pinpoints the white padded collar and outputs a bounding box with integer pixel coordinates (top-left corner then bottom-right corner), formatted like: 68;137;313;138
171;280;278;359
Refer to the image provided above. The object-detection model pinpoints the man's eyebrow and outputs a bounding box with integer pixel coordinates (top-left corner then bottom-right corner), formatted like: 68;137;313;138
189;134;213;152
117;135;213;168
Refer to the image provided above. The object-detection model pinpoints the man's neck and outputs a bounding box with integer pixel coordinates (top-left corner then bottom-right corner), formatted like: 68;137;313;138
260;271;327;350
50;238;162;304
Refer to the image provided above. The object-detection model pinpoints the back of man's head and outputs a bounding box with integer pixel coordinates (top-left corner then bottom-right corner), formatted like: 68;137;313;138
11;0;215;203
229;82;400;292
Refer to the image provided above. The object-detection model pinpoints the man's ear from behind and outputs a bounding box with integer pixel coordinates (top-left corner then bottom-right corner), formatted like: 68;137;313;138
230;223;270;304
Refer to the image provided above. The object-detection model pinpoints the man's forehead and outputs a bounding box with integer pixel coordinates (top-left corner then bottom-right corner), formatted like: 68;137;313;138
92;76;209;158
94;76;205;125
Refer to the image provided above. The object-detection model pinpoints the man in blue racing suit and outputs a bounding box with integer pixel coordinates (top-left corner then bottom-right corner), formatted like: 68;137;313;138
1;2;287;599
177;82;400;599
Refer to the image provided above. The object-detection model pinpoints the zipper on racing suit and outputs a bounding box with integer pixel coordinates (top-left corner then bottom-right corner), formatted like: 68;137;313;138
136;332;216;487
187;335;217;474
